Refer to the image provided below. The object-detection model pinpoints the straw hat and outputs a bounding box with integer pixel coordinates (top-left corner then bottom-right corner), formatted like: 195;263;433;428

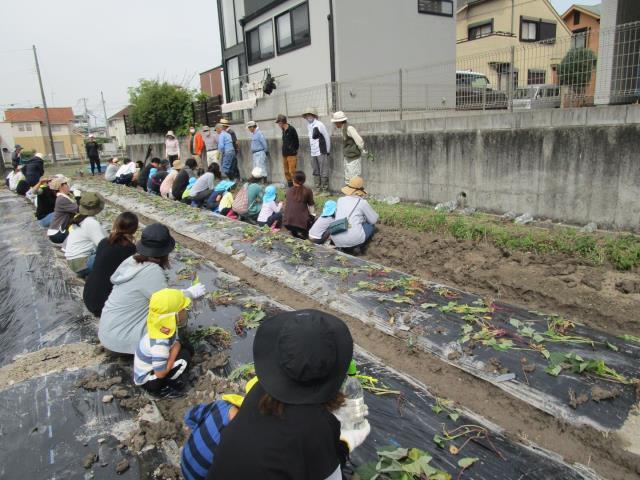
303;106;318;117
172;160;183;170
331;111;348;123
219;118;230;126
341;175;367;196
49;176;70;191
166;130;175;137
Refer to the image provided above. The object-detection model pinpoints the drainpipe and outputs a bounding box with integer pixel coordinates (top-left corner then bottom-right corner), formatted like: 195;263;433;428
327;0;337;111
511;0;515;36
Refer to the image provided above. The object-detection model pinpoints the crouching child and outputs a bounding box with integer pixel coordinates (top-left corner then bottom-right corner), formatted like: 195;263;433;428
181;377;258;480
308;200;337;245
133;288;195;397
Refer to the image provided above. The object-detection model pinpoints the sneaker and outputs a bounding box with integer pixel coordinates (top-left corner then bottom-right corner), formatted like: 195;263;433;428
153;386;186;399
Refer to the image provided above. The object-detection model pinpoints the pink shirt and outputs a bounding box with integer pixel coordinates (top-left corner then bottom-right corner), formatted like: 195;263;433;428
160;170;178;198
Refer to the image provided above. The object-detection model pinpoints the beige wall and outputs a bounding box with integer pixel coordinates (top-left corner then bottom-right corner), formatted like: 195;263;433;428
562;9;601;104
457;0;573;89
6;122;83;156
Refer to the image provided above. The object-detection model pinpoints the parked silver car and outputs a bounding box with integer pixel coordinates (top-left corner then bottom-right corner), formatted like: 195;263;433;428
512;84;561;110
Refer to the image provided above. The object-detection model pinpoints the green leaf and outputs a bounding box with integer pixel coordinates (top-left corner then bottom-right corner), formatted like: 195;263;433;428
421;303;438;309
462;324;473;334
606;342;619;352
433;434;445;448
545;364;562;376
377;447;409;461
431;404;443;414
509;318;522;329
540;348;550;359
458;457;479;469
533;333;546;343
448;412;460;422
458;335;470;345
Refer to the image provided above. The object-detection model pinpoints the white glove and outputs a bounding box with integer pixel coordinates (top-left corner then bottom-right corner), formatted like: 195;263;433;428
183;284;206;299
340;419;371;452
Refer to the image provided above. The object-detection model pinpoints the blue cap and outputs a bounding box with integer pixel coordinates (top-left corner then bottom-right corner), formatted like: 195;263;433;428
263;185;277;203
149;168;158;177
187;177;197;186
215;180;236;192
321;200;337;217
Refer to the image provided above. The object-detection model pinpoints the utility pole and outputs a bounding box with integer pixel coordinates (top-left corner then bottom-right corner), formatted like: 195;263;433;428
33;44;56;163
83;98;90;136
101;91;109;138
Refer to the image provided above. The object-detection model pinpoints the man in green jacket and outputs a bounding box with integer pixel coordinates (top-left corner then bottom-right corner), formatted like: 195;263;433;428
331;111;366;183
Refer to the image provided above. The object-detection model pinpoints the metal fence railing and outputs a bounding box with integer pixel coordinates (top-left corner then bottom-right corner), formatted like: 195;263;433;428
236;20;640;126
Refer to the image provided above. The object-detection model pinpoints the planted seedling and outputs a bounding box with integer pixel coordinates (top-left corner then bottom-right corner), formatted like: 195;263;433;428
435;287;460;299
209;290;238;306
355;374;401;397
619;334;640;345
434;424;504;462
229;362;256;381
545;352;633;384
239;302;266;328
176;267;196;281
188;326;232;349
431;397;461;422
544;316;595;346
355;446;452;480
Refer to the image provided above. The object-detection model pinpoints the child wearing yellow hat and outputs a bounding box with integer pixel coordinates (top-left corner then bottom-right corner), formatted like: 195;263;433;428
133;288;194;396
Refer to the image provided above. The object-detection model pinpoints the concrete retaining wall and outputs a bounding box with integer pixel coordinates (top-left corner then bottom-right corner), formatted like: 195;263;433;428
126;105;640;229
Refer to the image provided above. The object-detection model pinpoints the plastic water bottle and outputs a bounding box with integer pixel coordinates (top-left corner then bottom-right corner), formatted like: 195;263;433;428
340;360;367;430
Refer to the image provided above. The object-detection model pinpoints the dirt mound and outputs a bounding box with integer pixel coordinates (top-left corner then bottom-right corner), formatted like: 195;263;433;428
364;224;640;336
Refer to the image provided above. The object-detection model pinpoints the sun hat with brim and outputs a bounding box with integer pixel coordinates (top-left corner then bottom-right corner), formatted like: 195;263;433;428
263;185;277;203
78;192;105;216
221;376;259;408
147;288;191;339
321;200;337;217
331;111;348;123
215;179;236;192
246;120;257;128
341;175;367;197
172;160;183;170
166;130;175;137
303;106;318;117
254;309;353;405
219;118;230;126
49;176;70;191
136;223;176;257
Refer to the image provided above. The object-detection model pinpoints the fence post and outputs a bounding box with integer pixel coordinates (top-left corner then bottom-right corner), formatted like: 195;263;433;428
284;91;289;116
508;46;515;111
325;83;331;115
399;69;403;120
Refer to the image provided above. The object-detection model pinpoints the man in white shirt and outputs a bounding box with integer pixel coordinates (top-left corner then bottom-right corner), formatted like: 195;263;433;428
115;158;137;186
303;107;331;196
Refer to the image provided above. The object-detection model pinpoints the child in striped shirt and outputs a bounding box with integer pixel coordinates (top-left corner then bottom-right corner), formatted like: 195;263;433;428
133;288;194;396
181;377;258;480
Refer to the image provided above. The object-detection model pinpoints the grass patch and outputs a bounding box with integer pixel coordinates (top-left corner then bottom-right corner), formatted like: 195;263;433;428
310;194;640;271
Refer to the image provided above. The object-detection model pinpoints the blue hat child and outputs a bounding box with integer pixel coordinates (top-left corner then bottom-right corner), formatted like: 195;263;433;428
263;185;277;203
187;177;197;187
321;200;337;217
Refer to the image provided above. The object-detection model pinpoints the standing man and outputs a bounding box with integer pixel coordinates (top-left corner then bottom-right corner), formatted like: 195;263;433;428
85;135;102;175
247;121;268;183
303;107;331;195
331;111;366;183
275;114;299;187
201;125;219;167
218;123;238;180
187;126;205;168
219;119;239;153
11;145;23;168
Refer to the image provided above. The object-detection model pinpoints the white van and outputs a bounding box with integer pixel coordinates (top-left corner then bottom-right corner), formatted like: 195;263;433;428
512;84;561;110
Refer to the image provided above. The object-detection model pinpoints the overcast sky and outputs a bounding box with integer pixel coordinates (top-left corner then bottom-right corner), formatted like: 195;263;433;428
0;0;600;120
0;0;220;120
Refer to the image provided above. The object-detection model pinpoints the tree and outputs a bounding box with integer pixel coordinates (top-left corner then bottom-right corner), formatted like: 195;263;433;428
128;80;195;135
557;47;597;95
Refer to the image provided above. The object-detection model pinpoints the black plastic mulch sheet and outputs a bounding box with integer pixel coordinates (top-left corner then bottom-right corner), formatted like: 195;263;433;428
88;182;640;432
162;252;598;479
0;192;92;367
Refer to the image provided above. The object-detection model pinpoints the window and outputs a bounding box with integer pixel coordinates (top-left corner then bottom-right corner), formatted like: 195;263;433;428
573;11;581;25
521;20;537;41
418;0;453;17
247;20;274;65
275;2;310;54
571;28;589;49
468;20;493;40
527;69;546;85
17;122;33;132
520;17;557;43
221;0;238;48
226;56;241;103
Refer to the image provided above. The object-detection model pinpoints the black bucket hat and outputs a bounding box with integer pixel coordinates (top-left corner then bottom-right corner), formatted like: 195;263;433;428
254;309;353;405
136;223;175;257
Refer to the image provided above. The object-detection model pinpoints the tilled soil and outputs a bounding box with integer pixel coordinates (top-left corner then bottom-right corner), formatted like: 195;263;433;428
364;224;640;336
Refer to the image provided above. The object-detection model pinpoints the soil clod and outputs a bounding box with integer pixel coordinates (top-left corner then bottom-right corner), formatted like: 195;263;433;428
591;385;622;402
568;388;589;409
83;452;97;469
115;458;129;475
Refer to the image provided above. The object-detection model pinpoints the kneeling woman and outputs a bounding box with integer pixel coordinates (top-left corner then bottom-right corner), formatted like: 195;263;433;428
207;309;370;479
133;288;194;396
64;192;107;277
98;223;206;354
83;211;139;317
47;176;78;244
